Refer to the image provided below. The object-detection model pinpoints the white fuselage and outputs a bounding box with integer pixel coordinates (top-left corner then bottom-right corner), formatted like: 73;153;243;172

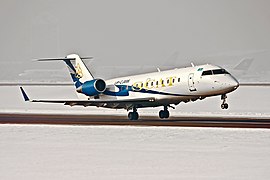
97;64;239;108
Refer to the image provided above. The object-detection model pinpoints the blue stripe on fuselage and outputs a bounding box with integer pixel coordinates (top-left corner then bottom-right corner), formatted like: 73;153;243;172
103;85;130;96
103;85;192;97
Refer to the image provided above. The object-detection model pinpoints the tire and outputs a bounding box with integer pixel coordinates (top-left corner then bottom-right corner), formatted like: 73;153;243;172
133;112;139;120
159;110;165;119
128;112;139;120
221;103;229;109
164;110;170;119
128;112;133;120
221;104;225;109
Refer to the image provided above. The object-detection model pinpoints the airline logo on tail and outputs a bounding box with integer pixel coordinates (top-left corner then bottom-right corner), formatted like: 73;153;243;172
75;63;83;79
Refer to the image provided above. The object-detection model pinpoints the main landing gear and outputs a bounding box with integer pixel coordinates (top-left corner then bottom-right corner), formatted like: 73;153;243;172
127;105;174;120
221;94;229;109
128;107;139;120
159;106;170;119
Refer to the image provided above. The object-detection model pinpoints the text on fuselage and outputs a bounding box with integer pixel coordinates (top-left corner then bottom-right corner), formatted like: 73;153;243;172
132;76;179;91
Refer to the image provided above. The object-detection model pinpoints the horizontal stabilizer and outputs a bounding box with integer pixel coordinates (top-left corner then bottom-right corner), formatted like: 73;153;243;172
35;57;93;62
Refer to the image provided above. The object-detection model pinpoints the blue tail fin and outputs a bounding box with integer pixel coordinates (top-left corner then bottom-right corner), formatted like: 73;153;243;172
62;58;83;89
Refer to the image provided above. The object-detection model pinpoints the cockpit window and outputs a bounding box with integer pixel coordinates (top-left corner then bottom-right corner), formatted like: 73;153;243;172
212;69;229;75
202;69;230;76
202;70;212;76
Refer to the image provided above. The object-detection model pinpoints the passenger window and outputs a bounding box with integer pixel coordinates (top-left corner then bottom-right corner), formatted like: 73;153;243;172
156;81;158;86
172;79;175;83
178;78;180;82
151;82;154;86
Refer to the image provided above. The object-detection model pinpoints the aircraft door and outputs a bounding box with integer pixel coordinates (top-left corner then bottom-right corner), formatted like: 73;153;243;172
188;73;197;92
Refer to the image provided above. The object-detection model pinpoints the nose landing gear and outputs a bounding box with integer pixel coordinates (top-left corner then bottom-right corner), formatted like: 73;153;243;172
221;94;229;109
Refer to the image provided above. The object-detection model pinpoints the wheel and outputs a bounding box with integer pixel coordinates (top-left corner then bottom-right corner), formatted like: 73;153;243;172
128;112;139;120
159;110;165;119
221;103;229;109
164;110;169;119
133;112;139;120
128;112;133;120
159;110;170;119
221;104;225;109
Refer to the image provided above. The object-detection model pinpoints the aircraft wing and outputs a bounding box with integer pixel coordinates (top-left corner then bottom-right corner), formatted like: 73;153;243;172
20;87;155;107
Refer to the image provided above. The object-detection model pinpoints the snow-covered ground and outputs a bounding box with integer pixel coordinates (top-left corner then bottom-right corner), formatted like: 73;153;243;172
0;124;270;180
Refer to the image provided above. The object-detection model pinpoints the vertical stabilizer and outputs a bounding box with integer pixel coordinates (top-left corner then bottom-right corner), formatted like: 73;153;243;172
64;54;94;99
36;54;94;99
66;54;94;83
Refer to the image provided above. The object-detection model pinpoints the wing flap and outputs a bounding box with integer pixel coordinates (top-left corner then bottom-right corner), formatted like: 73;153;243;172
31;98;155;105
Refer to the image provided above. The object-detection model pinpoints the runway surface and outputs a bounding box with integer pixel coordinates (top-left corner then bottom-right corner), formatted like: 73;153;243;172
1;113;270;128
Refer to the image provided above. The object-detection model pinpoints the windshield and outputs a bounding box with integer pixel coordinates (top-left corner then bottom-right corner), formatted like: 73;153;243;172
202;69;230;76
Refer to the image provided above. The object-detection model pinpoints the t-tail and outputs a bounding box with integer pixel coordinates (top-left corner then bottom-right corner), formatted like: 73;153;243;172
37;54;96;99
66;54;94;83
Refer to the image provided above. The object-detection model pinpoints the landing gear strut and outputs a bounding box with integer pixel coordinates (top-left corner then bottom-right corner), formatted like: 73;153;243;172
221;94;229;109
128;107;139;120
159;106;170;119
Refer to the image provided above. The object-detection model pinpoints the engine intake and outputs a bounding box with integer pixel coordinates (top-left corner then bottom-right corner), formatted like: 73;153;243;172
77;79;106;96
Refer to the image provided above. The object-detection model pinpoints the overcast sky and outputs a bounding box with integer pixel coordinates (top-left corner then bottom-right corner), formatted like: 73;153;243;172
1;0;270;81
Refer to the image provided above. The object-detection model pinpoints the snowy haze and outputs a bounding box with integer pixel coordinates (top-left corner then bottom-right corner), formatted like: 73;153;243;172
0;0;270;82
1;2;270;179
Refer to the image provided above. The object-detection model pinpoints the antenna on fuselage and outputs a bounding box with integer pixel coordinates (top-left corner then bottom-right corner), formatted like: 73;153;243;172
157;68;161;72
191;63;195;67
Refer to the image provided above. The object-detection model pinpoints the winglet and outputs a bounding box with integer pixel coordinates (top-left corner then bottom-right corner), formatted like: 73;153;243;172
20;87;30;101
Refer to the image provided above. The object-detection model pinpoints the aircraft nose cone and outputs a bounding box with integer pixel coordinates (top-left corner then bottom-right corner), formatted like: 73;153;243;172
233;80;239;89
227;78;239;91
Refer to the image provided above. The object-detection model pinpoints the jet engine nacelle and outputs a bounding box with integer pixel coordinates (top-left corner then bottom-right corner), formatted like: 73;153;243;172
77;79;106;96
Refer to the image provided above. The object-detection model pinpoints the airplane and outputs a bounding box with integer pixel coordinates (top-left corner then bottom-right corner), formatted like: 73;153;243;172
20;54;239;120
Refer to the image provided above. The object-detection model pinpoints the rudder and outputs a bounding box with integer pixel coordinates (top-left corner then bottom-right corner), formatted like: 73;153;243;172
66;54;94;83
